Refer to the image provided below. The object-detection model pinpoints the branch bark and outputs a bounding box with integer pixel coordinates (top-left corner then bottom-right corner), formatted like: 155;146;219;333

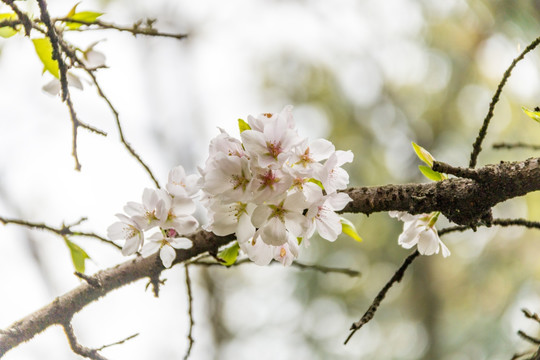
2;157;540;356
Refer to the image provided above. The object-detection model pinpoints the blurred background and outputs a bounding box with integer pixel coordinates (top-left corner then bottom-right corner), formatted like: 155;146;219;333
2;0;540;359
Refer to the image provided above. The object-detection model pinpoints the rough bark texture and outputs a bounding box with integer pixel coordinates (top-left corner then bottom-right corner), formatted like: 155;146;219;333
342;158;540;225
2;157;540;356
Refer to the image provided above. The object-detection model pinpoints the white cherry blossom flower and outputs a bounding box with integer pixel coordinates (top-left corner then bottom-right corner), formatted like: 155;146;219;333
238;235;274;266
251;191;307;246
241;113;301;168
389;211;450;257
141;231;193;268
107;214;145;256
166;165;200;197
43;72;84;96
305;192;352;242
273;233;300;266
290;138;335;175
318;150;354;194
202;153;252;202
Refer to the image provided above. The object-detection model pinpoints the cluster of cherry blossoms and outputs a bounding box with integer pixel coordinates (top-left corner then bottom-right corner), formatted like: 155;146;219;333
108;106;356;268
107;167;199;268
200;106;354;266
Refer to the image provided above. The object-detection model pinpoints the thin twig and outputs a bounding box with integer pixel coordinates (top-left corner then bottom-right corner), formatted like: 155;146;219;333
344;250;420;345
0;215;121;250
36;0;109;170
1;0;32;35
519;330;540;345
85;70;161;188
523;309;540;324
469;36;540;168
183;265;195;360
493;142;540;151
96;333;139;351
62;322;109;360
54;18;187;40
191;257;361;277
433;161;482;181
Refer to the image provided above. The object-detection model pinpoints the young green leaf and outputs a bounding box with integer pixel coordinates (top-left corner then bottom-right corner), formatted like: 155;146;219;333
340;217;362;242
238;119;251;133
0;13;19;38
32;38;60;78
66;2;81;18
418;165;445;182
412;142;435;167
65;11;103;30
217;242;240;266
308;178;324;189
522;106;540;123
64;238;90;273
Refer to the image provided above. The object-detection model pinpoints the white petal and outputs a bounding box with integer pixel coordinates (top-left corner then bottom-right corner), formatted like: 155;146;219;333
261;217;287;246
141;241;161;258
417;229;440;255
169;237;193;249
439;240;451;258
251;205;272;228
160;245;176;268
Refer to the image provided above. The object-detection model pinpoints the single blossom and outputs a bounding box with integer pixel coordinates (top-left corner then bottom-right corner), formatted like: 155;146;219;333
305;192;352;242
107;214;145;256
141;232;193;268
318;150;354;194
389;211;450;257
166;165;200;197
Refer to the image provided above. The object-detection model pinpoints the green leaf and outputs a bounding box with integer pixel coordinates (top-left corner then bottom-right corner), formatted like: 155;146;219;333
308;178;324;189
341;218;362;242
522;106;540;123
64;238;90;273
32;38;59;78
418;165;445;181
217;242;240;266
0;13;19;38
238;119;251;133
66;2;81;18
412;142;435;167
65;11;103;30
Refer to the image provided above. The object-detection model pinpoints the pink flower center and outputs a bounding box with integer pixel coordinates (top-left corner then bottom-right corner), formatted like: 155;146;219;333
257;169;280;190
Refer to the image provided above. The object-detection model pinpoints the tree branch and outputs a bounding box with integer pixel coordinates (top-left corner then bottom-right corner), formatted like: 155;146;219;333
3;156;540;355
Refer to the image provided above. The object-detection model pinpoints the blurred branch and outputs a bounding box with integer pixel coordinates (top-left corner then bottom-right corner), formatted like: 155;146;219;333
438;218;540;236
469;36;540;168
0;215;121;250
54;18;187;39
96;333;139;351
494;142;540;151
191;258;361;277
344;250;420;345
183;265;195;360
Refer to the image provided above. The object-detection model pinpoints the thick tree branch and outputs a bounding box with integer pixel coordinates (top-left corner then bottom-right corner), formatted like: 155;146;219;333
342;157;540;225
3;157;540;355
0;231;235;357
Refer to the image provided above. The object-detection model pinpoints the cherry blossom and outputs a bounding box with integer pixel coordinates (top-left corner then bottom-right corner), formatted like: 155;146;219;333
389;211;450;257
107;214;145;256
141;232;193;268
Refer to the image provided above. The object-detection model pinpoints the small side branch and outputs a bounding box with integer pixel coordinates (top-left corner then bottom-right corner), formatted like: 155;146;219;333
494;142;540;151
469;36;540;168
54;18;187;40
183;265;195;360
96;333;139;351
0;215;121;250
62;321;108;360
344;250;419;345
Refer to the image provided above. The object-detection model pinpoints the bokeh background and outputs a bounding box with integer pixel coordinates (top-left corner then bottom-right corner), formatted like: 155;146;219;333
2;0;540;359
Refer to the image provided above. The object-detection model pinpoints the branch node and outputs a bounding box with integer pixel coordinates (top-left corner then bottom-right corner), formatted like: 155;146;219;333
74;272;102;288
